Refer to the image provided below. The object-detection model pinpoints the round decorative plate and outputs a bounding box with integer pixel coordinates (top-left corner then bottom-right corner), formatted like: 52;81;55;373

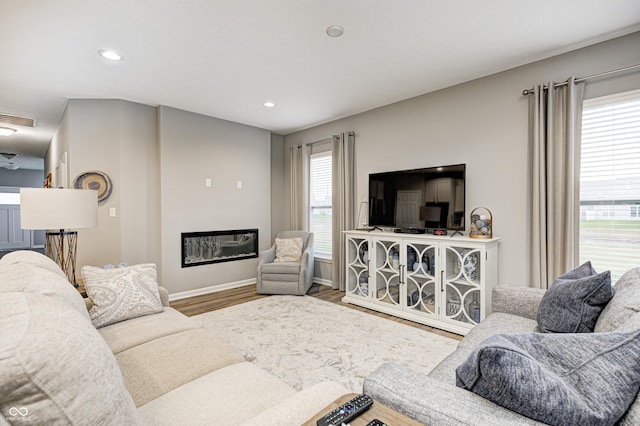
73;170;112;202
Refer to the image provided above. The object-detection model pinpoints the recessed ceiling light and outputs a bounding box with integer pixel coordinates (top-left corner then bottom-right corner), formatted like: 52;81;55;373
263;101;276;108
98;49;123;61
0;127;17;136
326;25;344;37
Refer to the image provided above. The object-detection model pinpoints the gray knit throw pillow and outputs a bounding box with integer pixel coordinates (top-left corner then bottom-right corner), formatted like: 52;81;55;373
537;261;613;333
456;330;640;426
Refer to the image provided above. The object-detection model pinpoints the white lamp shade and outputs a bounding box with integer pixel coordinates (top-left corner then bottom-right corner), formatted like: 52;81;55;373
20;188;98;230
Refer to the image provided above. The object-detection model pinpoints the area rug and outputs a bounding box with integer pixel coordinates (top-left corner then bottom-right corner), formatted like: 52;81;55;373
193;295;459;392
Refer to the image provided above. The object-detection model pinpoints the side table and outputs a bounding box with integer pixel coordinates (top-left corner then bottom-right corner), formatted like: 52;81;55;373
302;393;422;426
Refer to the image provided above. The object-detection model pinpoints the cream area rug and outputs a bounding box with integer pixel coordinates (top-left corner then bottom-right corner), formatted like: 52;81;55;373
194;295;459;392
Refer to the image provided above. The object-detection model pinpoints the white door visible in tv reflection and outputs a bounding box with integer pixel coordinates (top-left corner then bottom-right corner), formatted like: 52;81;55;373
395;190;421;228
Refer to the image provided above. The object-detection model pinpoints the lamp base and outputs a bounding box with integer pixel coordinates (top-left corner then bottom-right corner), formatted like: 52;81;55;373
45;231;78;287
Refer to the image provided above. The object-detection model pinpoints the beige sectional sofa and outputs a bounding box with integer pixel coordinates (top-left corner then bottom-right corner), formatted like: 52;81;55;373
0;250;347;425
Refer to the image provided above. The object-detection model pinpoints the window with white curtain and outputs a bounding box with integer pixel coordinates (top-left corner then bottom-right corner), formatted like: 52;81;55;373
309;151;332;258
579;89;640;282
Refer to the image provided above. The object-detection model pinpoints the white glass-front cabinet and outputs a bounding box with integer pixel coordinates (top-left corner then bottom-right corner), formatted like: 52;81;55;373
344;231;499;335
371;237;402;309
404;240;439;319
345;235;370;299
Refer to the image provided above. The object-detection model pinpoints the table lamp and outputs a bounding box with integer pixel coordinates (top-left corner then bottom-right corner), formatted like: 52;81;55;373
20;188;98;286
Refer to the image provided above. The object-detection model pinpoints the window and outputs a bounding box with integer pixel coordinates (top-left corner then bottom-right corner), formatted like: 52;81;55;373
309;152;332;258
579;89;640;283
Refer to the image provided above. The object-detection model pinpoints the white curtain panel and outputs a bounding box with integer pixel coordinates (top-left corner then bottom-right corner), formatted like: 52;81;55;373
289;144;310;230
529;77;585;289
331;132;356;291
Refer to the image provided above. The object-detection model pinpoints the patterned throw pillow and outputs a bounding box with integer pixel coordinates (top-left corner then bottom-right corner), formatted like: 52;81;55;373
274;237;303;262
537;261;614;333
82;263;163;328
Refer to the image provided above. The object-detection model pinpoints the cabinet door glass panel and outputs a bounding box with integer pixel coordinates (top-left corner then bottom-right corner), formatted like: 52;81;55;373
374;239;401;306
346;237;369;298
444;246;482;324
405;242;437;316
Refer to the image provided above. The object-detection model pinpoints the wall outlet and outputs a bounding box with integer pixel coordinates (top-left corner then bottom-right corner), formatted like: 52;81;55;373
109;207;117;217
205;178;212;187
237;180;242;189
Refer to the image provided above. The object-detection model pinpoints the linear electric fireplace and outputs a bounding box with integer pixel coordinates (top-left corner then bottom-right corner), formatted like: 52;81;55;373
181;228;258;268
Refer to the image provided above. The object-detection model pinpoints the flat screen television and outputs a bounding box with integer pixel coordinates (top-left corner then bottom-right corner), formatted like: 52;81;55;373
368;164;466;232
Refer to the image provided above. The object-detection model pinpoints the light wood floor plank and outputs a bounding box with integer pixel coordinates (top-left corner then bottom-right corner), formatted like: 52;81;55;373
170;283;462;341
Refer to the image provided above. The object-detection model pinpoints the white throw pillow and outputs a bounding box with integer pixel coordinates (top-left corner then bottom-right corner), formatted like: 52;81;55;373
82;263;163;328
275;237;303;262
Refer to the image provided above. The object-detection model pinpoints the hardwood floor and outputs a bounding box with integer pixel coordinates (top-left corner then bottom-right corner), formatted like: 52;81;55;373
170;283;462;341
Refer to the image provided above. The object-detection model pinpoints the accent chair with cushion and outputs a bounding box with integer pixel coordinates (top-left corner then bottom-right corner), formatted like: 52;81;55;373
256;231;314;296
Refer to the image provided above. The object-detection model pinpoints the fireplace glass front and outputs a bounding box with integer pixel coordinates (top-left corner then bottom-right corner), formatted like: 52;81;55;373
181;228;258;268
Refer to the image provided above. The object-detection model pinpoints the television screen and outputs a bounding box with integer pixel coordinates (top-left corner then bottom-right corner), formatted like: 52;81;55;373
368;164;465;231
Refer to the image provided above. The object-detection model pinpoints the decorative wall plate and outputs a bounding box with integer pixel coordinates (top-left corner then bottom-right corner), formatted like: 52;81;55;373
73;170;113;202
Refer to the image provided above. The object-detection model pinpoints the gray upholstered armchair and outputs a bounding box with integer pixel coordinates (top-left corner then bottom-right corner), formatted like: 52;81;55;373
256;231;314;295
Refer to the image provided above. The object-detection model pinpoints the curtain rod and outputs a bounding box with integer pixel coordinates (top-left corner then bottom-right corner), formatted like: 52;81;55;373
522;63;640;96
305;137;332;147
296;131;355;148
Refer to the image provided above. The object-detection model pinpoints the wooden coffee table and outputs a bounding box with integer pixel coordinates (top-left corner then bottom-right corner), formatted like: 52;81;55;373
303;393;423;426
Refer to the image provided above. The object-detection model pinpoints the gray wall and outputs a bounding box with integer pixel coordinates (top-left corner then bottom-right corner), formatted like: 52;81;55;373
46;99;160;273
47;101;272;294
158;106;271;294
282;32;640;287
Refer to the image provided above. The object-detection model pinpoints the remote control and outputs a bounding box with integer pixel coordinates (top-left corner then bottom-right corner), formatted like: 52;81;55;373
366;420;386;426
316;394;374;426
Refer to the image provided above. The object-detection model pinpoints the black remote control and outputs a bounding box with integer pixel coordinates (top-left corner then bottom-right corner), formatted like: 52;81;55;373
366;420;386;426
316;394;374;426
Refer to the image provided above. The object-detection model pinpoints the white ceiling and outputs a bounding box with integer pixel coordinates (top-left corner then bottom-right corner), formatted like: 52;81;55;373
1;0;639;170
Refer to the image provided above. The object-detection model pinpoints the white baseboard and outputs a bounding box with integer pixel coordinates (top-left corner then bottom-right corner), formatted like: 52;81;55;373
313;277;333;287
169;276;333;301
168;279;255;302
